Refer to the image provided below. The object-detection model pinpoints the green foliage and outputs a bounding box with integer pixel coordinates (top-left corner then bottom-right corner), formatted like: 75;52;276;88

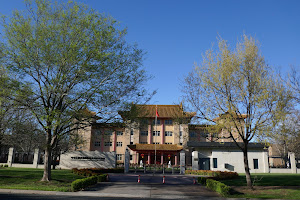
0;0;150;181
72;168;123;176
185;170;238;179
97;174;108;182
197;177;207;185
71;176;97;192
206;179;231;197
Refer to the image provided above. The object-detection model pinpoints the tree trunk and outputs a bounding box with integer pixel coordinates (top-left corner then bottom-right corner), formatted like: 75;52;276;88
41;130;52;182
243;149;253;189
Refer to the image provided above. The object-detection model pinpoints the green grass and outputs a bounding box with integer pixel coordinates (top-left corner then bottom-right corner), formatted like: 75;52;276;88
219;173;300;199
220;173;300;186
0;168;85;191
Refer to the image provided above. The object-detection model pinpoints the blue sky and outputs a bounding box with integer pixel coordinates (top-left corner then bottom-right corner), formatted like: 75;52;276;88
1;0;299;105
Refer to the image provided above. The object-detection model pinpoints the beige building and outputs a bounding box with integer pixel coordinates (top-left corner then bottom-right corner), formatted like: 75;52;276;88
76;104;267;170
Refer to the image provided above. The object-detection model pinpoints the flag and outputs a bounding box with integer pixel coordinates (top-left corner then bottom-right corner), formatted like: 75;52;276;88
156;107;159;117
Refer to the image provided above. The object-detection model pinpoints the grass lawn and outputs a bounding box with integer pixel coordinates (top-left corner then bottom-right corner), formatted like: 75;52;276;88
0;168;84;192
219;173;300;199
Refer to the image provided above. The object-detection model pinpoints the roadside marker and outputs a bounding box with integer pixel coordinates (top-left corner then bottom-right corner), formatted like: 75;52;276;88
138;175;141;183
193;177;196;184
163;176;165;184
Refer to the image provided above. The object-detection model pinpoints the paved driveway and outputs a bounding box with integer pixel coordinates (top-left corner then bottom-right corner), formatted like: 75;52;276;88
81;173;222;199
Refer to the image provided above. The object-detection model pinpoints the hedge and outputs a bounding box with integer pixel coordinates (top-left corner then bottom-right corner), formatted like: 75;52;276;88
206;179;231;196
197;177;231;196
72;168;123;176
71;176;98;192
185;170;238;180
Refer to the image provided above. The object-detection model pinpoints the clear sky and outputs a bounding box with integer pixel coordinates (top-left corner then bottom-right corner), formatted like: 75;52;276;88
1;0;299;105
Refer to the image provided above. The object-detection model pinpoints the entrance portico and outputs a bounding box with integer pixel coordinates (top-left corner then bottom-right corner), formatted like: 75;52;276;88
128;144;183;165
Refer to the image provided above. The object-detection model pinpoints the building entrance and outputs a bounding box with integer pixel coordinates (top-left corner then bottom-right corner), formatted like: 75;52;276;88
199;158;210;170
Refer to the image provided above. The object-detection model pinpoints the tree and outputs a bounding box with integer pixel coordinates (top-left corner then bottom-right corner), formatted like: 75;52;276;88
0;0;150;181
183;35;292;188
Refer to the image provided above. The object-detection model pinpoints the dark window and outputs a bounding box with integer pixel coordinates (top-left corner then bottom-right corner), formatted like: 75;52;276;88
152;131;160;136
152;120;160;124
165;120;173;125
213;158;217;168
130;141;133;145
253;159;259;169
131;130;134;135
130;155;132;160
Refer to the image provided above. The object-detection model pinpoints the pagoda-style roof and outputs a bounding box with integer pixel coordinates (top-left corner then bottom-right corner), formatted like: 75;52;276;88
128;144;183;152
119;104;196;119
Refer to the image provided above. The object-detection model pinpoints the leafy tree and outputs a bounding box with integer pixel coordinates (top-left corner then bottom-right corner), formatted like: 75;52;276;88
183;35;292;188
0;0;150;181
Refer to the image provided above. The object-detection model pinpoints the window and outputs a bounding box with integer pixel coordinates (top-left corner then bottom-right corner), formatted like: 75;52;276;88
165;131;173;136
130;155;132;160
165;120;173;125
130;142;133;145
94;141;101;147
180;131;182;136
117;142;122;147
104;142;112;146
105;130;113;136
131;130;134;135
141;131;148;136
140;142;147;144
200;132;209;137
117;154;122;161
165;142;172;144
179;143;183;145
213;158;217;168
116;131;123;136
153;142;160;144
95;130;101;135
153;131;160;136
189;132;196;137
253;159;259;169
152;120;160;124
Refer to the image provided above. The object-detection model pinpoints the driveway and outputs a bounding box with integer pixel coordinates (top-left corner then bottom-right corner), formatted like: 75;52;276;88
80;173;222;199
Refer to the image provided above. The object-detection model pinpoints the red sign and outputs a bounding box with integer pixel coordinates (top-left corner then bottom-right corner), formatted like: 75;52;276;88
141;153;144;159
168;154;171;159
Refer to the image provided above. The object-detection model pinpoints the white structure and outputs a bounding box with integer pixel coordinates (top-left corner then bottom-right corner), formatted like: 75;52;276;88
189;142;269;173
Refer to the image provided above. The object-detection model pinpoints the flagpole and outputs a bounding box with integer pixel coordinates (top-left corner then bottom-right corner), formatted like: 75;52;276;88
154;105;157;172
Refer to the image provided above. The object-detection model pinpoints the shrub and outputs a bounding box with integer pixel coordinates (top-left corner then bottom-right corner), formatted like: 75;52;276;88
197;177;207;185
97;174;108;182
206;179;231;196
71;176;98;192
4;164;8;167
72;168;123;177
185;170;238;180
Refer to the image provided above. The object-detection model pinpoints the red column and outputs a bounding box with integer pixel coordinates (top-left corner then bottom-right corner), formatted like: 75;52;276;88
148;123;152;144
135;152;137;164
161;154;164;164
113;131;116;152
175;154;178;166
101;130;104;152
148;153;151;164
161;120;165;144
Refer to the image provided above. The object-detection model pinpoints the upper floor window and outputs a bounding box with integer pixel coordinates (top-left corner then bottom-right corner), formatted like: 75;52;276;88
152;120;160;124
117;142;123;147
116;131;123;136
131;130;134;135
153;142;160;144
180;131;183;136
152;131;160;136
165;142;172;144
165;131;173;136
165;120;173;125
105;130;113;136
140;142;147;144
94;141;101;147
141;131;148;136
105;142;112;146
189;132;196;137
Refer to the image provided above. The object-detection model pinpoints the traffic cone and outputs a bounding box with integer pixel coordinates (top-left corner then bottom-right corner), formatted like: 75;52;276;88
193;177;196;184
162;176;165;184
138;175;141;183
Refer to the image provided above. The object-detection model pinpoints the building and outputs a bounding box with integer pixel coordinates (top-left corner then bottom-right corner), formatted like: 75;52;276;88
76;104;268;172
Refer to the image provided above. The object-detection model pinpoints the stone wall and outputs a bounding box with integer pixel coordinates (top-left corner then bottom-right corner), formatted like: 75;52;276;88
59;150;116;169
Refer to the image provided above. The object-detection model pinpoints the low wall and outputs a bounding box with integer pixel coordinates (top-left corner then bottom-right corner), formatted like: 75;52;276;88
59;151;116;169
269;168;296;173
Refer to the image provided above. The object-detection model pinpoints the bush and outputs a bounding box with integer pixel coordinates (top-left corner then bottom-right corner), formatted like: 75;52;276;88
206;179;231;196
97;174;108;182
4;164;8;167
71;176;98;192
185;170;238;180
198;177;207;185
72;168;123;177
